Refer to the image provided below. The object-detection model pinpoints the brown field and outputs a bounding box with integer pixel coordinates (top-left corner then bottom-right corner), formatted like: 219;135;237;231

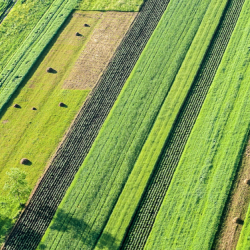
63;11;137;90
213;140;250;249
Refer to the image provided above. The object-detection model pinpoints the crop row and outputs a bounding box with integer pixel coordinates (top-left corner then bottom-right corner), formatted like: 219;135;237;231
2;0;171;249
143;0;250;249
0;0;12;22
0;0;78;115
121;0;246;248
37;0;220;249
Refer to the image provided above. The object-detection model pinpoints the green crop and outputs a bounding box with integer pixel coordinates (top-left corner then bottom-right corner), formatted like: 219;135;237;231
95;0;229;248
145;1;250;248
37;0;217;249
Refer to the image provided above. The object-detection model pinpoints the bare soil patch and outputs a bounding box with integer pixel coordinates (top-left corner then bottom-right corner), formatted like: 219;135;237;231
63;11;137;90
213;140;250;249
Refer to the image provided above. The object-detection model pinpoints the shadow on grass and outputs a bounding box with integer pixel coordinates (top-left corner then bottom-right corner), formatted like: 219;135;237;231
38;208;118;249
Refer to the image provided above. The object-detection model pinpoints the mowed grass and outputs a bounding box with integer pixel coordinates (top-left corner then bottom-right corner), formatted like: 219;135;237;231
37;0;217;249
0;10;97;241
144;1;250;249
77;0;144;12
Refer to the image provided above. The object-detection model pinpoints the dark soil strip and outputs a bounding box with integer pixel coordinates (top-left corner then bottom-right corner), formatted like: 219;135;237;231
121;0;246;249
2;0;171;249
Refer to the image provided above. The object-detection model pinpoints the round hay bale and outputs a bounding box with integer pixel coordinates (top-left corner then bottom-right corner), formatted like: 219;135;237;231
47;67;53;73
233;217;243;224
244;179;250;185
59;102;65;107
84;23;90;27
31;107;37;110
13;104;20;108
20;158;30;165
75;32;81;36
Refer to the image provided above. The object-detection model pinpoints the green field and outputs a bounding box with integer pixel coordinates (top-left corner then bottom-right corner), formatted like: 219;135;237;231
144;0;250;248
95;0;228;248
37;0;225;249
0;10;101;244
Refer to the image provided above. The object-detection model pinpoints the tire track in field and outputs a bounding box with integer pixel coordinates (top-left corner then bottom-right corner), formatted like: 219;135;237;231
121;0;246;249
2;0;171;249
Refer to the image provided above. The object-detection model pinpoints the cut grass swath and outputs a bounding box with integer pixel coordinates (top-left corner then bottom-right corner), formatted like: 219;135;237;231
144;0;250;248
37;0;217;249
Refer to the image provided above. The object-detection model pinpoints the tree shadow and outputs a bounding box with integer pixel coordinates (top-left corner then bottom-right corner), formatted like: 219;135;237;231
39;208;119;249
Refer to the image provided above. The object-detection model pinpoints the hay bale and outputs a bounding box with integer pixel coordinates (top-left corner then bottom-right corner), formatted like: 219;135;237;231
233;217;243;224
20;158;30;165
75;32;81;36
31;107;37;110
13;104;21;108
47;67;54;73
244;179;250;185
59;102;66;107
84;23;90;27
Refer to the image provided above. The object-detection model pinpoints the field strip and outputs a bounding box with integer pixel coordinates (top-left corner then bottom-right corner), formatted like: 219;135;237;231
2;0;170;249
63;12;137;90
212;137;250;249
119;0;246;249
0;9;100;245
94;0;229;248
0;0;78;114
37;0;219;248
144;0;250;248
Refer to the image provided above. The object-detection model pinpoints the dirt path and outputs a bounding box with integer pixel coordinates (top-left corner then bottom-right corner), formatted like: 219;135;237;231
63;11;137;90
213;140;250;250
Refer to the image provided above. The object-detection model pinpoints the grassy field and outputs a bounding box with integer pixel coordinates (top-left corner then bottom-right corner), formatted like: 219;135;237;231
0;0;54;71
143;0;250;248
0;10;101;244
94;0;229;248
37;0;220;249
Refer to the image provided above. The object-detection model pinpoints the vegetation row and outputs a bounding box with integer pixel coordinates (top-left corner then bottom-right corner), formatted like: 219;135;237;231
37;0;221;248
3;0;169;249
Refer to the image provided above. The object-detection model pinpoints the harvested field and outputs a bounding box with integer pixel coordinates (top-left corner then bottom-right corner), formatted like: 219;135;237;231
63;12;137;90
213;139;250;250
0;10;93;244
3;0;171;249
